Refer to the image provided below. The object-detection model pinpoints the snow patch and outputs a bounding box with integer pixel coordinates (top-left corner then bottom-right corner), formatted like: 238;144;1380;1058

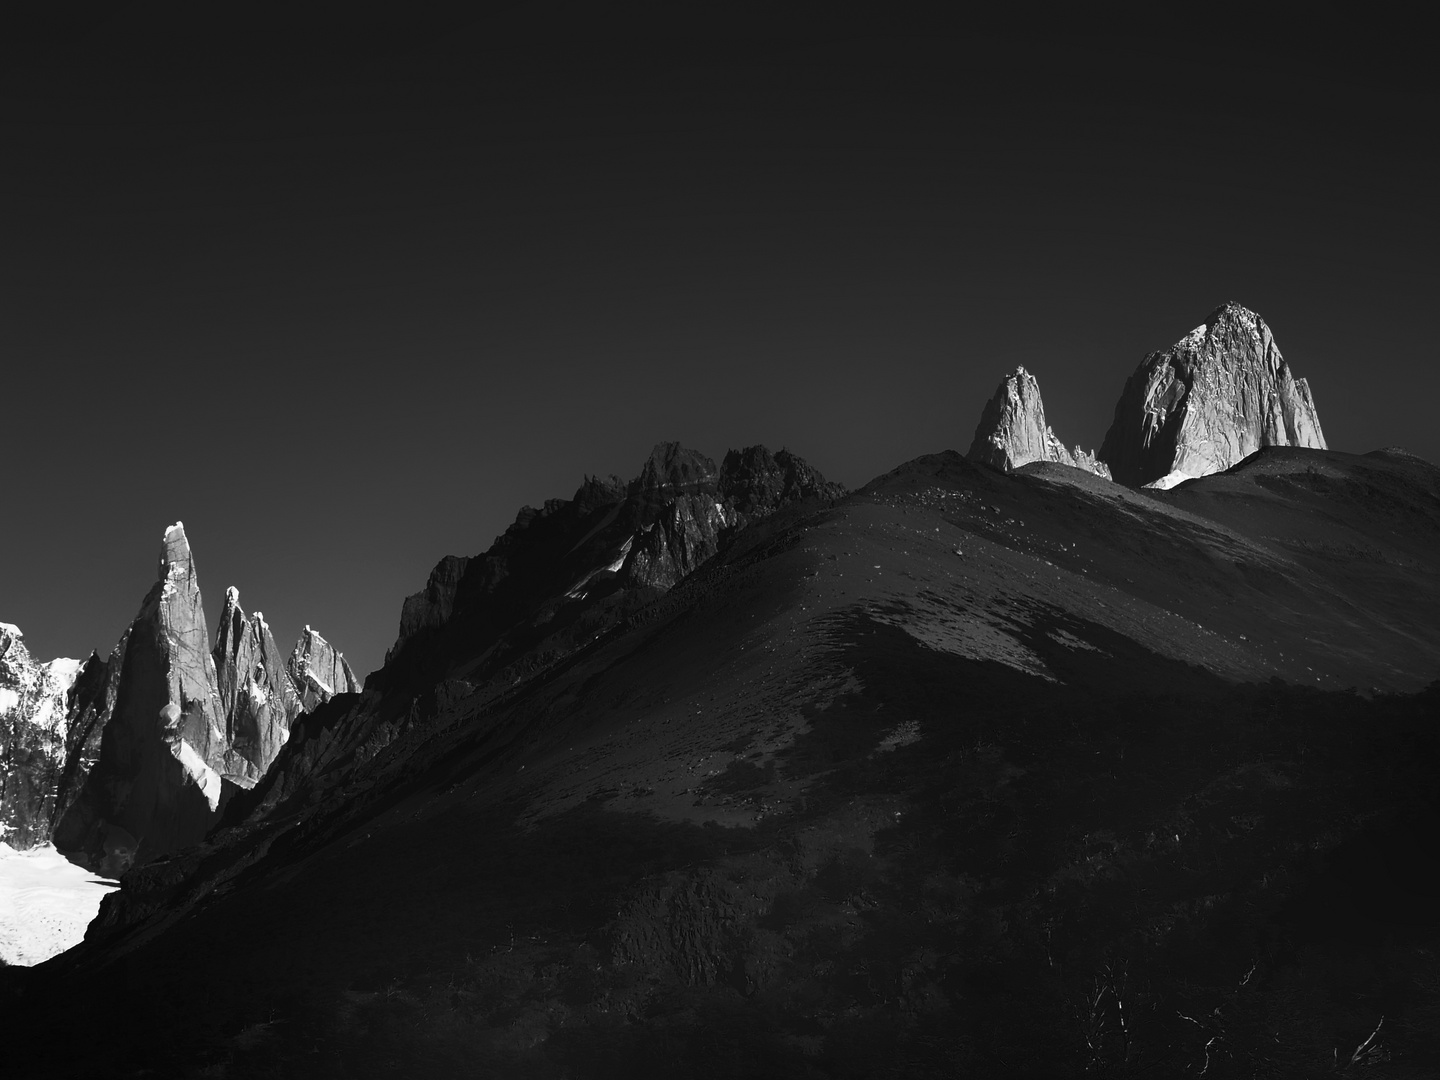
42;657;84;687
172;739;224;810
1143;470;1196;490
565;537;635;599
0;622;22;638
0;687;18;713
246;677;269;707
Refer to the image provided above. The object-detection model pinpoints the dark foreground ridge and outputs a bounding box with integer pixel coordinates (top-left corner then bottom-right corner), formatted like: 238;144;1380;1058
4;444;1439;1078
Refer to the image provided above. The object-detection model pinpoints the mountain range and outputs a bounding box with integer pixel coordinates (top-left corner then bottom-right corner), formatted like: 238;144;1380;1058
3;303;1437;1077
2;525;357;871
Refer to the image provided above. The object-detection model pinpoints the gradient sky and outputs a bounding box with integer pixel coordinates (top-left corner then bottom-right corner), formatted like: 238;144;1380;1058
3;15;1436;678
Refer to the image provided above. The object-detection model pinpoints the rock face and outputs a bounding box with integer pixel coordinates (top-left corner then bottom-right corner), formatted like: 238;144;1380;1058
51;649;120;833
1100;301;1327;487
967;367;1111;479
213;588;302;778
0;624;84;848
622;443;848;590
52;523;356;870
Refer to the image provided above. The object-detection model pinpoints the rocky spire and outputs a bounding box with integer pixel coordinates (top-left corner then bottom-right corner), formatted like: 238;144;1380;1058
213;587;302;777
967;367;1111;478
53;523;357;870
155;523;229;764
53;523;230;866
1100;302;1327;487
287;626;359;713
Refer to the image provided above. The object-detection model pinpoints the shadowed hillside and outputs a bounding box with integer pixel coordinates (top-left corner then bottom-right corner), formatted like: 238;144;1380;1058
5;448;1439;1077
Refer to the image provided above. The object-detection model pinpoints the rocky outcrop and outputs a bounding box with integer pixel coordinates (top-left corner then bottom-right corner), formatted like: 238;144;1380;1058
967;367;1111;478
0;624;84;848
630;442;718;494
53;523;356;869
386;442;844;673
621;443;849;589
1100;301;1327;487
287;627;359;713
396;556;470;657
620;444;733;590
720;445;845;515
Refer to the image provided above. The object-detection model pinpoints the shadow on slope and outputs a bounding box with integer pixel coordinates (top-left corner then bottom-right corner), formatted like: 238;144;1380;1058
5;604;1438;1079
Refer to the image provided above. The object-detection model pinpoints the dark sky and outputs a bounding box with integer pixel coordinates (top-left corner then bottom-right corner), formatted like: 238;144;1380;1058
3;14;1436;678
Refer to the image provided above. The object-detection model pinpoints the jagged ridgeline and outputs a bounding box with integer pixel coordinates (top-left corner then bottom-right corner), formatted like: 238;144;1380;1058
383;441;844;689
2;523;356;871
231;441;846;824
968;302;1326;488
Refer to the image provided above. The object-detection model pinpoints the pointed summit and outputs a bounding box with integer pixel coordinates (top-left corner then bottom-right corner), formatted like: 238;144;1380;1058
160;521;198;592
967;367;1111;478
213;589;302;776
53;523;357;869
54;523;232;866
287;627;359;713
1100;302;1326;487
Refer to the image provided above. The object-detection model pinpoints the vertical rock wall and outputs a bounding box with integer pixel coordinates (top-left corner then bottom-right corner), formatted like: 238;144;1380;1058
1100;301;1326;487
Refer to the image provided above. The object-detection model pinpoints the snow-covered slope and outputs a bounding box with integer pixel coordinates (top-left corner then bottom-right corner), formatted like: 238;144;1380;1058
0;841;117;965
